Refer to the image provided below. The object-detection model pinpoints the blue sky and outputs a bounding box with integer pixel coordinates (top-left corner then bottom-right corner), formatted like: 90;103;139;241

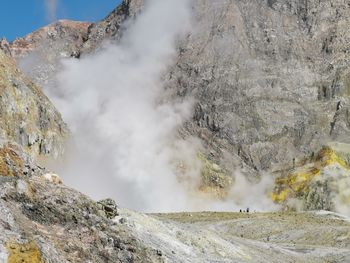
0;0;122;41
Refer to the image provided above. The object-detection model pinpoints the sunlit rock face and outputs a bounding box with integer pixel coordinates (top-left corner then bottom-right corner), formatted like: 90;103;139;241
272;142;350;213
9;20;91;59
8;0;350;178
0;49;67;159
5;20;91;89
167;0;350;174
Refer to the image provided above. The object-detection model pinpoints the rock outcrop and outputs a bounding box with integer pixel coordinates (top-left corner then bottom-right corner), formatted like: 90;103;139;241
168;0;350;175
0;154;159;263
0;49;67;159
6;20;91;89
273;142;350;212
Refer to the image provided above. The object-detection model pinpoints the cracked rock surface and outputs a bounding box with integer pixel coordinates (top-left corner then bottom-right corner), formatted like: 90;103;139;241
0;49;67;159
7;0;350;179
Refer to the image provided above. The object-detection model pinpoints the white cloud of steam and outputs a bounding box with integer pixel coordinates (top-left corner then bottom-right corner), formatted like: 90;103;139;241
48;0;201;212
44;0;58;22
227;172;278;211
44;0;277;213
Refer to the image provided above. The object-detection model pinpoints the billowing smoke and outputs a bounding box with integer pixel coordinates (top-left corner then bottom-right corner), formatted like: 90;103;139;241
44;0;58;21
44;0;277;212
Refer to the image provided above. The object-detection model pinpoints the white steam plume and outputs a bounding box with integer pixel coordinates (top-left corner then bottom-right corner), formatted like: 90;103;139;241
44;0;58;22
49;0;201;212
44;0;277;212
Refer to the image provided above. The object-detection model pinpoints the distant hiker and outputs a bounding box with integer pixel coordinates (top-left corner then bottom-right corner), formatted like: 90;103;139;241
292;158;295;168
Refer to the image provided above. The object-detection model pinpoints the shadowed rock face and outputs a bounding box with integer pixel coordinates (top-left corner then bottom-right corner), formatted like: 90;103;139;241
0;49;67;159
7;0;350;179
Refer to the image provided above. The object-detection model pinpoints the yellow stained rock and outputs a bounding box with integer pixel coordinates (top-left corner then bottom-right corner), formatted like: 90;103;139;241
6;241;45;263
272;145;350;203
317;146;349;169
0;146;24;177
197;153;232;199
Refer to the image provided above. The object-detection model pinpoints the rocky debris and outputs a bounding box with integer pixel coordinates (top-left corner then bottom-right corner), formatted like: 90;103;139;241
2;157;348;263
0;163;161;262
42;173;62;185
0;144;45;179
97;198;119;219
0;145;25;177
0;49;68;159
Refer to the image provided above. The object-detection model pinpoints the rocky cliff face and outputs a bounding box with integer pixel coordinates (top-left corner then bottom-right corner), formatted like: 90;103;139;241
5;20;91;89
170;0;350;172
9;0;350;173
0;49;67;159
8;0;350;203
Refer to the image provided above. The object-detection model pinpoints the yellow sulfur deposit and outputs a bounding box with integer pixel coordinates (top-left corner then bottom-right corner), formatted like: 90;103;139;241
197;153;232;199
272;145;350;203
6;241;45;263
